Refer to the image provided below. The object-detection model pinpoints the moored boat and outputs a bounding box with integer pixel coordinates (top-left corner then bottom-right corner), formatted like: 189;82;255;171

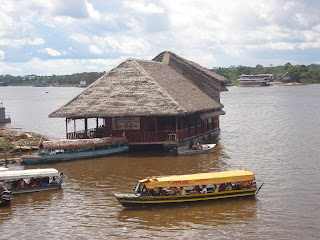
177;143;216;155
115;170;263;207
0;168;64;195
21;136;129;165
238;74;272;86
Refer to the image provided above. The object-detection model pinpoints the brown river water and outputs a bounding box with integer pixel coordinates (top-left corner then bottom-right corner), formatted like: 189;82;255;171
0;85;320;239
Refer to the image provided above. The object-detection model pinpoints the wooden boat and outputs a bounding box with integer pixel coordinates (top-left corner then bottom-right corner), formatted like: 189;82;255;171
115;170;263;207
177;143;216;155
0;168;64;195
21;136;129;165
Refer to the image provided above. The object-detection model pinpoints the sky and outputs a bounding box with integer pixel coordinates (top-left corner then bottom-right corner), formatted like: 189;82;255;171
1;0;320;75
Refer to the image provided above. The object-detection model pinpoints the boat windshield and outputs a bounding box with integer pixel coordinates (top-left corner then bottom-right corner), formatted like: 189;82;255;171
133;181;141;194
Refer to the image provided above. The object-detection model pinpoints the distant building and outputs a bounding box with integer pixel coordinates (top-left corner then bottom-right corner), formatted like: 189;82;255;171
49;51;231;148
0;103;11;123
279;72;292;83
78;81;86;88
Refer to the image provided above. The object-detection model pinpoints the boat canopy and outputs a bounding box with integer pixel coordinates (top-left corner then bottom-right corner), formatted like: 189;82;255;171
38;136;128;150
0;168;59;181
141;170;255;188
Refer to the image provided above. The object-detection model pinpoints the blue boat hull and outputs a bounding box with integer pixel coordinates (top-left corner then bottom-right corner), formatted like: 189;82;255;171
21;146;129;165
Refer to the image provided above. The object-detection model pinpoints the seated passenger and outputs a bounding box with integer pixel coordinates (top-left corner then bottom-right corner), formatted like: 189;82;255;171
179;187;186;195
226;183;232;191
140;186;148;196
171;187;179;195
195;143;202;150
218;183;226;192
201;185;207;194
159;187;166;196
17;179;26;188
148;188;155;196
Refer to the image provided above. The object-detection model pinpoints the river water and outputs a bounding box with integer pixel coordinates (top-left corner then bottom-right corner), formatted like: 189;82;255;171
0;85;319;239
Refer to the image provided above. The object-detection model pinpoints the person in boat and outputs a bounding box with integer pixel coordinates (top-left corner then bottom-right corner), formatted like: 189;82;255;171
226;183;233;191
159;187;166;196
148;188;155;196
201;185;207;194
170;187;179;195
140;185;149;196
54;172;64;184
179;187;186;195
218;183;226;192
195;143;202;150
17;179;26;188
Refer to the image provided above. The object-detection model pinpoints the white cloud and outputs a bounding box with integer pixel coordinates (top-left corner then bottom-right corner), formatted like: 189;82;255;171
40;48;62;57
89;45;103;54
70;33;90;43
123;1;164;14
0;38;44;47
0;50;5;60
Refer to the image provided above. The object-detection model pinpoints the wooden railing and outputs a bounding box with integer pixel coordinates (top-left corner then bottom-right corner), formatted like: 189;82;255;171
67;122;218;143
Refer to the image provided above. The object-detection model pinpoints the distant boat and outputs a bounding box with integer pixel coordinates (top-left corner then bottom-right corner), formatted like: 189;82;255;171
0;103;11;123
238;74;273;86
21;136;129;165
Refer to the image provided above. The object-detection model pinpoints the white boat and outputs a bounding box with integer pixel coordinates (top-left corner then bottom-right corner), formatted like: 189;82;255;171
238;74;273;86
177;143;216;155
0;167;9;171
0;168;64;195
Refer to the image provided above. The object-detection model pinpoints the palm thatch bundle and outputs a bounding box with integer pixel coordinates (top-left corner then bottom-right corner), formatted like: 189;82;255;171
39;137;128;150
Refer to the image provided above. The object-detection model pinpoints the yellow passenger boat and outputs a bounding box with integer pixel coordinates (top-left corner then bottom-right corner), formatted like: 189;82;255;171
115;170;263;207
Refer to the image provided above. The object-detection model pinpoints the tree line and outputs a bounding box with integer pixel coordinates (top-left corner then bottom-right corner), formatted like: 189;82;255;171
212;63;320;85
0;72;105;86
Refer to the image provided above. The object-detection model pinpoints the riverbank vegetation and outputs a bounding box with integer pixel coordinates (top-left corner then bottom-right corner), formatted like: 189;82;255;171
213;63;320;85
0;72;105;87
1;62;319;87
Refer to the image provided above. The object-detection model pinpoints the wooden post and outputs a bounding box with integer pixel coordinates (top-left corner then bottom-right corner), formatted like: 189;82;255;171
66;118;68;139
175;116;178;141
85;118;88;138
181;116;183;140
155;117;158;141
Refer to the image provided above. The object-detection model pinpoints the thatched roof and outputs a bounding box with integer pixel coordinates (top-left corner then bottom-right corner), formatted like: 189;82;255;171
39;137;127;150
49;51;229;119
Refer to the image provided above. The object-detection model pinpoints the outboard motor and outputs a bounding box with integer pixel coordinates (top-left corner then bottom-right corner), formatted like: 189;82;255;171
1;190;12;206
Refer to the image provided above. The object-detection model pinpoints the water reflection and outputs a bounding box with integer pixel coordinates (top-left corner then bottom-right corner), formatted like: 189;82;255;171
118;197;258;229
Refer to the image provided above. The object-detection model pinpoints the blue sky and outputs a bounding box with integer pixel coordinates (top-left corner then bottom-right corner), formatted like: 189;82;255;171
0;0;320;75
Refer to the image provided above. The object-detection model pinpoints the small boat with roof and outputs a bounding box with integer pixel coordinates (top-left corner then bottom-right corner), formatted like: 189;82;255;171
115;169;263;207
0;168;64;195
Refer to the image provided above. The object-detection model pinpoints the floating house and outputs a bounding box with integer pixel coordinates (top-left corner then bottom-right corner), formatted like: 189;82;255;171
49;51;230;148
